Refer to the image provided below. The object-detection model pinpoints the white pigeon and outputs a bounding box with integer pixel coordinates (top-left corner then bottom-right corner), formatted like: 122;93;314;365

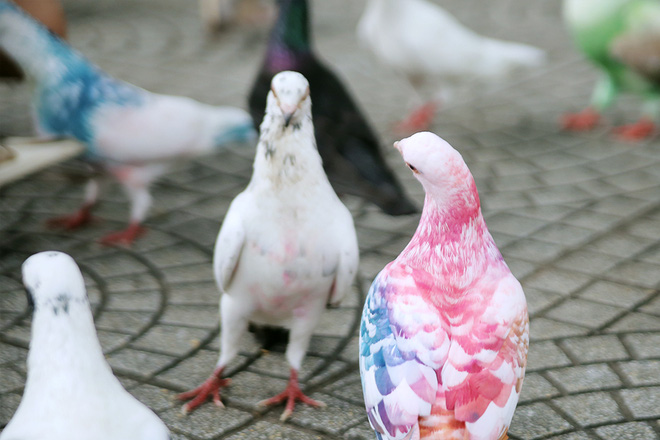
0;251;170;440
178;70;359;421
357;0;547;133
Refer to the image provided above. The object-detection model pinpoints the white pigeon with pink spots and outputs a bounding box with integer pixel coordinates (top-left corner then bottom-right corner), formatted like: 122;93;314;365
359;132;529;440
178;70;359;421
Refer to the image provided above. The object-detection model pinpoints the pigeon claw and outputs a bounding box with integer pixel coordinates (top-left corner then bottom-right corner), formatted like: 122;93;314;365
99;223;146;247
257;369;324;422
177;368;230;414
561;108;600;131
613;118;655;141
46;205;95;230
393;102;438;135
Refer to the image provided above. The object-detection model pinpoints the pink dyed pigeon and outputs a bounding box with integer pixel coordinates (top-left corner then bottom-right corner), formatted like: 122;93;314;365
359;132;529;440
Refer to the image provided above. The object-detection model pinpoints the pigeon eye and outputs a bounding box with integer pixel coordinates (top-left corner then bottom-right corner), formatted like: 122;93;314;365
406;162;420;174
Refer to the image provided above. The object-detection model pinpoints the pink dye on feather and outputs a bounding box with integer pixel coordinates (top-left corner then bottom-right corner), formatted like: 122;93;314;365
360;133;528;440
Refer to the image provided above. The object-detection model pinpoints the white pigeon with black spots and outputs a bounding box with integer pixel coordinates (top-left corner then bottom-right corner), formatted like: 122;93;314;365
0;251;170;440
178;70;359;421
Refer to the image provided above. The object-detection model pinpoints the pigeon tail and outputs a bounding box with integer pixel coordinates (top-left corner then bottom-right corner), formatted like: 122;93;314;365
0;1;85;82
206;107;257;152
480;38;547;79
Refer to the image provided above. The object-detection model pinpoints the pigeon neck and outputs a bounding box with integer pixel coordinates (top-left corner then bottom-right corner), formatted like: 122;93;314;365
0;2;84;82
251;111;325;188
265;0;312;71
27;300;114;392
399;189;504;289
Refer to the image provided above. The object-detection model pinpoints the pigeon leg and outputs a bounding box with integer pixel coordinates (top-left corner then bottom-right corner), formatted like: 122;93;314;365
257;315;324;421
613;118;655;141
394;102;439;135
47;203;95;230
177;366;231;414
178;295;251;413
47;179;99;230
101;168;156;247
561;107;600;131
257;368;325;421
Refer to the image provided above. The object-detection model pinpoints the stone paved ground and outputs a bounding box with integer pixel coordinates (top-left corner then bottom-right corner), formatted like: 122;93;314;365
2;0;660;439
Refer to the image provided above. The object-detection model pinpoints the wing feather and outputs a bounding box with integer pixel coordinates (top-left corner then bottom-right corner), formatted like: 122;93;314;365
212;195;247;293
360;265;446;440
327;210;359;306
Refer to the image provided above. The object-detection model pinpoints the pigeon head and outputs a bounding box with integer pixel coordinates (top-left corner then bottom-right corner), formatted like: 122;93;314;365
395;131;478;209
267;70;311;128
22;251;87;311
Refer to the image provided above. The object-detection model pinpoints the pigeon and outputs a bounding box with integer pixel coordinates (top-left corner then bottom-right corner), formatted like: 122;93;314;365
0;251;170;440
0;0;256;246
178;71;360;421
562;0;660;141
248;0;417;216
357;0;547;133
359;132;529;440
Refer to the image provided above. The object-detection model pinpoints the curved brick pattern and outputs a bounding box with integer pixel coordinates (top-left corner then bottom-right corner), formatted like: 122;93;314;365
2;0;660;439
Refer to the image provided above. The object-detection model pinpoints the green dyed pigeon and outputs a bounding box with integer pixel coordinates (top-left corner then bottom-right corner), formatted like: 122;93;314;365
562;0;660;140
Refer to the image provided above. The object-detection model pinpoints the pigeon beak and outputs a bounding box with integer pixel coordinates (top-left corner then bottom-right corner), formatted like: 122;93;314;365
279;103;298;128
393;141;402;154
283;112;294;128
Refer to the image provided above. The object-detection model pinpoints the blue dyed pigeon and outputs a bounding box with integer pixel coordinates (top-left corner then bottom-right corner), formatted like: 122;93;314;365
0;0;256;246
360;132;528;440
562;0;660;140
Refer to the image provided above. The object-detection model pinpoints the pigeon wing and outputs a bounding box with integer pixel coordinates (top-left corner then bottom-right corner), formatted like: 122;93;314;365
326;214;359;306
360;264;446;440
440;273;529;438
212;195;247;293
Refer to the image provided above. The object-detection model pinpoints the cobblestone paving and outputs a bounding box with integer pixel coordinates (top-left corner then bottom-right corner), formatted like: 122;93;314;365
2;0;660;439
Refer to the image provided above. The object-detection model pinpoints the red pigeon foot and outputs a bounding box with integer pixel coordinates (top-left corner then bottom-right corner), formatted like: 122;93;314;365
257;369;325;421
561;108;600;131
394;102;439;135
46;205;95;230
613;118;655;141
178;367;231;414
99;223;146;247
